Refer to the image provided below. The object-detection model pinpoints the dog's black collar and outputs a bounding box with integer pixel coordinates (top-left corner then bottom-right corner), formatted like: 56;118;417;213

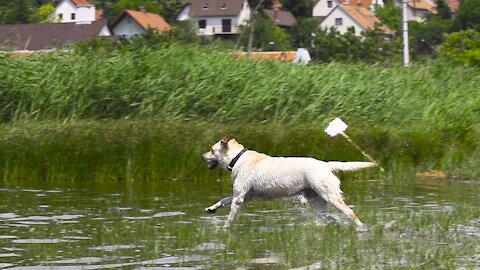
228;148;248;171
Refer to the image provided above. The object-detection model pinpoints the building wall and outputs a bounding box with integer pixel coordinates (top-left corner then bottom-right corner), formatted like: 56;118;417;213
313;0;338;17
55;0;96;23
112;17;145;38
176;5;191;21
177;0;251;36
320;8;364;36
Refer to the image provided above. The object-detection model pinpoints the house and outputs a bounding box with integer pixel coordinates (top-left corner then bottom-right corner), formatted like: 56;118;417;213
111;7;173;38
54;0;102;24
262;0;296;28
176;0;251;37
0;20;111;51
313;0;384;18
394;0;437;22
320;3;392;36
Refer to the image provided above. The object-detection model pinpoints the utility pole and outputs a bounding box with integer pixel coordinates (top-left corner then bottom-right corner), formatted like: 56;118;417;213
402;0;410;67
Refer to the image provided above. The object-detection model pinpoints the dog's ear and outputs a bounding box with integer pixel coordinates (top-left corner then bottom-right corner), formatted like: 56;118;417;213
221;136;230;150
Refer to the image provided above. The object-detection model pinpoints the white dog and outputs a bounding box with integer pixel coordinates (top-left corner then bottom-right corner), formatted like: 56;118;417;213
201;137;376;227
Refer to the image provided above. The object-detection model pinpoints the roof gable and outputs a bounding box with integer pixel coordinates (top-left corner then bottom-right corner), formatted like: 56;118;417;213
113;10;173;33
190;0;246;17
324;4;392;35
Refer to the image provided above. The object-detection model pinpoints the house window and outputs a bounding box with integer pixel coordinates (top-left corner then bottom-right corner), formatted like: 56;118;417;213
198;19;206;29
335;18;343;26
58;13;63;20
127;16;133;24
221;3;227;9
71;13;76;20
327;1;333;8
203;3;208;9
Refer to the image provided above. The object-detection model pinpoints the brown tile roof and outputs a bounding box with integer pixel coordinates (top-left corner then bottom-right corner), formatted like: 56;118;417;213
120;10;173;32
263;9;296;27
341;5;393;35
72;0;92;7
447;0;459;12
339;0;374;9
0;20;110;50
407;0;437;13
190;0;246;17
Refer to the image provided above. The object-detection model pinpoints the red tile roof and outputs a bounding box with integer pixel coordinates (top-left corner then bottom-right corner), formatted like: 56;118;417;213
121;10;173;32
407;0;437;13
339;0;374;9
342;5;393;35
71;0;92;7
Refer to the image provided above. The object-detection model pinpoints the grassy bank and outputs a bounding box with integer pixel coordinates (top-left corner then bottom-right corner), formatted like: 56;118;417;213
1;45;479;131
0;120;478;182
0;45;478;181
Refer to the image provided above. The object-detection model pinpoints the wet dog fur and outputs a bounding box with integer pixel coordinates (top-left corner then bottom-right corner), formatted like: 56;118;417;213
201;137;376;227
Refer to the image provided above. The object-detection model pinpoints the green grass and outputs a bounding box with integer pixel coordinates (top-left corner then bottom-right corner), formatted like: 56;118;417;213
0;44;478;181
0;120;478;182
0;45;479;132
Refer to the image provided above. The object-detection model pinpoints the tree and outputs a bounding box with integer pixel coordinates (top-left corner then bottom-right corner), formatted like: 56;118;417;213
29;4;55;23
409;16;453;56
439;29;480;65
436;0;452;20
0;0;35;24
453;0;480;31
281;0;315;17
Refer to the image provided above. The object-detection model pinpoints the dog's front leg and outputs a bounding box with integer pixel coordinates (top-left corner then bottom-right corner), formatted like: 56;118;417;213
205;196;233;213
224;190;250;228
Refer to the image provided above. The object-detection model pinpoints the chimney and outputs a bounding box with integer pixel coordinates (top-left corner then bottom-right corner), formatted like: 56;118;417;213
272;0;281;19
139;6;147;13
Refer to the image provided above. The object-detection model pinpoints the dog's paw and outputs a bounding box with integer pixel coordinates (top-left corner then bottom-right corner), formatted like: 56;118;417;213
204;207;217;213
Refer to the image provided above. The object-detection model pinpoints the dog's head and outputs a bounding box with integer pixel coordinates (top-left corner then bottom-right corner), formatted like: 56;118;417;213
201;136;240;170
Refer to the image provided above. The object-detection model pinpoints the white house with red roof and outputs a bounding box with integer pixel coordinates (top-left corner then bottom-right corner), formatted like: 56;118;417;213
394;0;437;22
111;7;173;38
319;1;392;36
176;0;251;36
313;0;384;18
54;0;102;24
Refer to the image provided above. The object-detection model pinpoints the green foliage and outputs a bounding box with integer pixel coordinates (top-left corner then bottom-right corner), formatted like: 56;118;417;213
374;3;402;33
409;16;453;56
252;17;292;51
29;4;55;23
453;0;480;31
0;0;35;24
439;29;480;65
0;45;478;133
309;27;400;63
436;0;452;20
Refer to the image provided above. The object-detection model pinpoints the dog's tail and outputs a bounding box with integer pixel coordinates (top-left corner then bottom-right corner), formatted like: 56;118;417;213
327;161;376;172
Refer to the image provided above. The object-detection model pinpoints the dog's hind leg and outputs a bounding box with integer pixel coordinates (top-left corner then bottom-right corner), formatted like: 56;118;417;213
205;196;233;213
328;195;364;227
309;174;364;227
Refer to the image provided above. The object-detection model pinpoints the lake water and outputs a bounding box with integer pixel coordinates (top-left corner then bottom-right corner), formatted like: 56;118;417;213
0;177;479;269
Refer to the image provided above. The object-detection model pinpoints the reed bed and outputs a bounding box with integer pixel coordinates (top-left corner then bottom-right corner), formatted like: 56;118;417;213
0;45;478;181
0;45;478;132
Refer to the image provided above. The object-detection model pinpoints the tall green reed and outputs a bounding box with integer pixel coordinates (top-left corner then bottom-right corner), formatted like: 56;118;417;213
0;45;478;133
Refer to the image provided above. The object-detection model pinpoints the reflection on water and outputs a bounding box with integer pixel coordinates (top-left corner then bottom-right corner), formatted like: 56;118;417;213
0;179;479;269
